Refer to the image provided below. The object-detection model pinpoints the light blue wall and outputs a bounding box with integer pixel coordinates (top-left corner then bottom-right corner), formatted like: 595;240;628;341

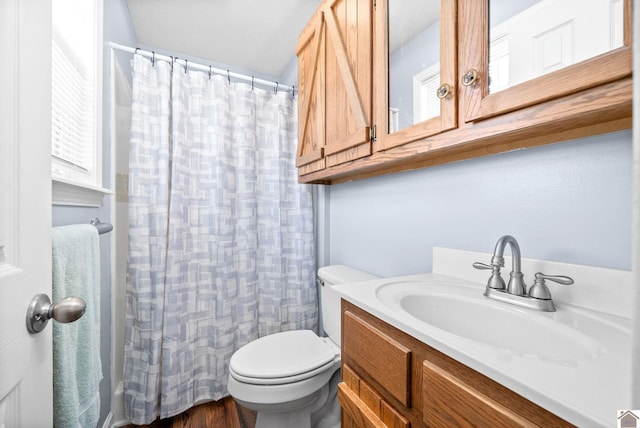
327;130;632;277
52;1;137;425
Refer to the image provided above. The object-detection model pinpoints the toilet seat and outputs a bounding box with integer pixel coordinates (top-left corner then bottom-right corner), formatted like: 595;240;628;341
229;330;338;386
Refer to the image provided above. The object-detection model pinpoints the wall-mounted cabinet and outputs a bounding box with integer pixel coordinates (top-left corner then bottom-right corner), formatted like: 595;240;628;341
296;0;632;184
296;0;374;176
463;0;632;122
374;0;458;152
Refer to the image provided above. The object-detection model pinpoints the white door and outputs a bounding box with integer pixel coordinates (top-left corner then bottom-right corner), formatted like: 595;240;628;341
0;0;54;426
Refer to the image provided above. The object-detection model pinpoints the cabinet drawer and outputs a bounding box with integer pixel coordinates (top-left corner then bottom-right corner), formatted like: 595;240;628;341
339;365;409;428
343;310;411;406
422;360;571;428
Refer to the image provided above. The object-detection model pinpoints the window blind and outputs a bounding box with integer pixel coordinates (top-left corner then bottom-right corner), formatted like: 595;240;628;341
51;32;94;173
51;0;99;184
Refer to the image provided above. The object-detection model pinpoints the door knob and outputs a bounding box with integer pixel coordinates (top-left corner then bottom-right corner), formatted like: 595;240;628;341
26;294;86;334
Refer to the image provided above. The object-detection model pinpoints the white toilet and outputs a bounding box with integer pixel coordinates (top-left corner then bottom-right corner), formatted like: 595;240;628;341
227;265;379;428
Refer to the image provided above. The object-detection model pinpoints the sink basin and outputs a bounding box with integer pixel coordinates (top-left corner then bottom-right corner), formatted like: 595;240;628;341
376;281;611;362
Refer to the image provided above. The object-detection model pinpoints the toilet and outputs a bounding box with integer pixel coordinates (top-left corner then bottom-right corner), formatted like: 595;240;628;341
227;265;379;428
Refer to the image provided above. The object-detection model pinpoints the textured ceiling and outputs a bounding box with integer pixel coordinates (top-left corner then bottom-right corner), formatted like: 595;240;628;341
126;0;322;78
126;0;438;79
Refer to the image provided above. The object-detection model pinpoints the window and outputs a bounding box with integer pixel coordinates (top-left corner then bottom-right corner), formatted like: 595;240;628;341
51;0;108;206
412;63;440;124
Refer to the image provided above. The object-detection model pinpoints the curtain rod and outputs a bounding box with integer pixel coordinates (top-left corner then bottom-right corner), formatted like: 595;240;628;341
108;42;295;93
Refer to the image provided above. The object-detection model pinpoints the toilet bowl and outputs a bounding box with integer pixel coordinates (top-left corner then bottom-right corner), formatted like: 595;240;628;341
227;265;379;428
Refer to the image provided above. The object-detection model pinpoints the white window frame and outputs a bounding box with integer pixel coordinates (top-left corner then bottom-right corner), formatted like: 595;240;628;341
412;62;440;125
51;0;112;206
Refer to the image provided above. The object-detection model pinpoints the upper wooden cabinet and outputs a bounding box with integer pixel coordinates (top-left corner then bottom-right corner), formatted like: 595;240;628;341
374;0;458;152
461;0;632;122
297;11;326;175
296;0;374;177
297;0;633;184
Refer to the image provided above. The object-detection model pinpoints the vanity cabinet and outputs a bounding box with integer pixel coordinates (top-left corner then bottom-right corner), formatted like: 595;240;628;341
296;0;632;184
339;300;573;428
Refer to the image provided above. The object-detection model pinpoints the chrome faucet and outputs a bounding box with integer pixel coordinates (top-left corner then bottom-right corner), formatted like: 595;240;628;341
494;235;526;295
473;235;573;311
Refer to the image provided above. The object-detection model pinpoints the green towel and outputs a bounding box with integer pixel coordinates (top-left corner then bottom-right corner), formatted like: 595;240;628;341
52;225;102;428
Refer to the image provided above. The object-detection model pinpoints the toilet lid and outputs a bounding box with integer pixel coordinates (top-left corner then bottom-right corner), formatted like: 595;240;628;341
229;330;337;381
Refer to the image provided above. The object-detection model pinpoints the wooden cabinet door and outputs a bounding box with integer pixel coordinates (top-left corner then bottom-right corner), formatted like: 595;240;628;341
340;365;410;428
296;0;374;175
322;0;374;168
374;0;457;151
461;0;632;123
296;11;326;176
422;360;572;428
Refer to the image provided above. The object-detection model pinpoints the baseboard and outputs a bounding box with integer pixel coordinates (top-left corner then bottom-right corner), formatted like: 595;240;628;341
109;381;130;427
101;412;113;428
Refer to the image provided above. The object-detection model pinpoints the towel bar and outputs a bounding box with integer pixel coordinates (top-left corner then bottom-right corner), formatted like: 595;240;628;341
90;217;113;235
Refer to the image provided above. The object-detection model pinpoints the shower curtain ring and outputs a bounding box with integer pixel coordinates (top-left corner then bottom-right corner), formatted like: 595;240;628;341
227;70;231;85
151;51;155;66
274;82;279;94
209;66;212;80
252;76;254;90
184;59;188;74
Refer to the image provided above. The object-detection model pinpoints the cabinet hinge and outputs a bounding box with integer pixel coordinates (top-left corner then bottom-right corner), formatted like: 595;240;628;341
369;125;377;142
373;0;376;8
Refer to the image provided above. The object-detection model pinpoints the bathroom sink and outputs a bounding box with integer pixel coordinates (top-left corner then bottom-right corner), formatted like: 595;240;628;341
331;260;633;427
376;281;613;363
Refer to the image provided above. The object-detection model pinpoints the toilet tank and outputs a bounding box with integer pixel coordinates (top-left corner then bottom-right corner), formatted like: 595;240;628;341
317;265;379;345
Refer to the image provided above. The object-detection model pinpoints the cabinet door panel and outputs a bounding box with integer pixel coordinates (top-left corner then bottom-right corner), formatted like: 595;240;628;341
296;13;326;175
338;383;387;428
339;365;410;428
323;0;373;165
462;0;632;122
423;360;571;428
374;0;457;151
343;310;412;407
422;360;536;427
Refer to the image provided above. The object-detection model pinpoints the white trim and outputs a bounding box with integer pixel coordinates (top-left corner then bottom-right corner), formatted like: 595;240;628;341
108;382;129;427
101;412;113;428
52;177;113;207
630;0;640;408
108;50;129;428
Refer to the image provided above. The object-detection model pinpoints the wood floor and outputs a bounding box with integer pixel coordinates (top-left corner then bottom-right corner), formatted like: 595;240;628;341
123;397;256;428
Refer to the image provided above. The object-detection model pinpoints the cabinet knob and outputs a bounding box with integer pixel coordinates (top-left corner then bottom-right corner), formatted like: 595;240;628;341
461;69;479;86
436;83;451;99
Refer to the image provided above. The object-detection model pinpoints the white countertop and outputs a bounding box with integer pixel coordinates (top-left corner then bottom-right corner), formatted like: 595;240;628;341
331;248;632;427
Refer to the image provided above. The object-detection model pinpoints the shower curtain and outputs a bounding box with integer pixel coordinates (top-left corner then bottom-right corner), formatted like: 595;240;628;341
124;55;317;424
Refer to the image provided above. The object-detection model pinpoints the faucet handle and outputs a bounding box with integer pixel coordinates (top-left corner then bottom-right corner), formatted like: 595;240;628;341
535;273;574;285
528;272;574;300
472;262;492;270
473;262;506;290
